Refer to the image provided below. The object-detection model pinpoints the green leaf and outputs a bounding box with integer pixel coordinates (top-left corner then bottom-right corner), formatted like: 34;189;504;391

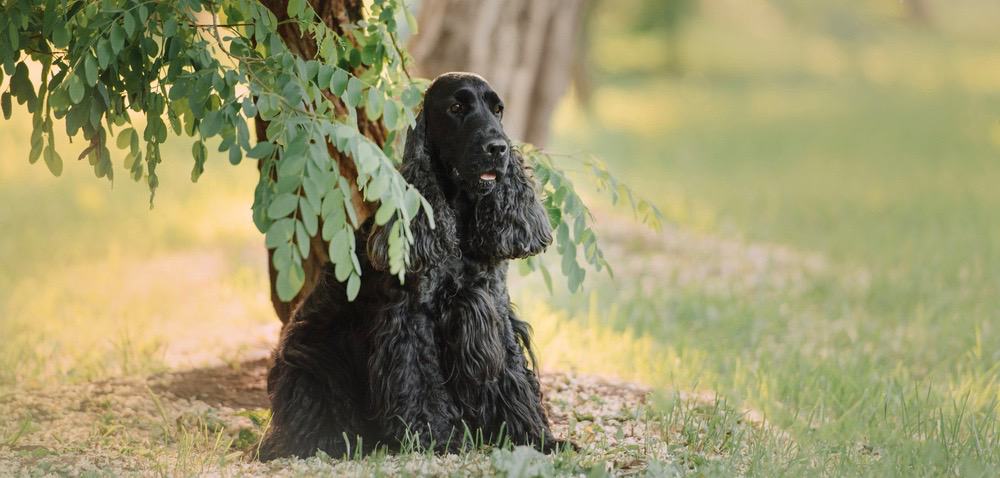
30;130;44;164
43;145;63;177
403;188;421;219
346;273;360;301
84;55;98;86
278;151;306;178
53;23;70;48
546;203;562;228
355;142;379;175
200;110;223;137
568;266;585;292
344;77;363;108
361;43;378;66
287;0;307;18
96;40;112;69
564;192;583;217
273;243;293;271
319;35;338;63
330;69;349;96
329;227;349;263
402;85;422;109
192;140;207;166
229;145;242;165
265;218;294;249
365;87;383;121
247;141;275;159
8;23;18;50
122;11;136;37
295;219;310;259
300;197;318;236
374;197;396;225
68;73;85;104
276;261;305;301
574;214;587;242
116;128;135;150
267;193;299;219
322;193;346;240
110;24;125;53
340;188;360;227
365;169;389;199
1;92;10;120
9;63;34;106
383;101;400;130
302;175;324;211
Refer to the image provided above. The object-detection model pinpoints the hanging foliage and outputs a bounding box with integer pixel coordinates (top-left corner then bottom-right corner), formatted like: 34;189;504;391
0;0;661;302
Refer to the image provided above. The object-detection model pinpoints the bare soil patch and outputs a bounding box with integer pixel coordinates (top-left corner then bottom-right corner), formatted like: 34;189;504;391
2;359;683;476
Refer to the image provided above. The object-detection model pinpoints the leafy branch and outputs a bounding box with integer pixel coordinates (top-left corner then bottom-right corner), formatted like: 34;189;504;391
520;145;664;293
0;0;662;304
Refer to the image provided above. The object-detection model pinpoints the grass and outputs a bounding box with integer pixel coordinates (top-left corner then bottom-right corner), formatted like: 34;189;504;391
3;0;1000;476
541;1;1000;475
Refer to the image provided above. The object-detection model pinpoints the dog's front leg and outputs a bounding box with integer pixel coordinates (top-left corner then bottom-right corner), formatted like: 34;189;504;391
368;307;461;452
492;312;569;453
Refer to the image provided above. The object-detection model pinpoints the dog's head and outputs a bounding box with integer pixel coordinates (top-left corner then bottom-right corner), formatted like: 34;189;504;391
367;73;552;271
421;72;511;196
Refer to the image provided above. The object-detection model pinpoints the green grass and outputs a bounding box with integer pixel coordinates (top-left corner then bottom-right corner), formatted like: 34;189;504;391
4;1;1000;476
540;1;1000;475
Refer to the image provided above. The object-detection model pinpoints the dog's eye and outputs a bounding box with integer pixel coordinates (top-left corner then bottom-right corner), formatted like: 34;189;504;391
493;104;504;116
449;103;464;114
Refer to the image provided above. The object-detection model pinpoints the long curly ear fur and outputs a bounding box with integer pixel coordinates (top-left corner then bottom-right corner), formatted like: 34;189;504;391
464;149;553;261
367;111;458;272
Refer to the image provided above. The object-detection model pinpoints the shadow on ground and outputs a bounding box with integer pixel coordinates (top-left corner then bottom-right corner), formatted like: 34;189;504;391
2;357;694;476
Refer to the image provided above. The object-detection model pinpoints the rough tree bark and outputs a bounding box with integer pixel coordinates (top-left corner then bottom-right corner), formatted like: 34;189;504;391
408;0;588;147
256;0;383;323
260;0;589;322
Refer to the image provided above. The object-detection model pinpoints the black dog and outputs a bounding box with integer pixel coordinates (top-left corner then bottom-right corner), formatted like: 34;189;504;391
259;73;562;460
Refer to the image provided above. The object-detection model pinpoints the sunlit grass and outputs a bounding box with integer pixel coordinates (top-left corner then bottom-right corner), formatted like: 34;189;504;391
4;0;1000;475
0;109;276;387
544;1;1000;475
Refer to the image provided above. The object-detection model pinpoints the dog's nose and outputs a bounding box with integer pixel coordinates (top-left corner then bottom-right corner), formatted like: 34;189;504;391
485;140;507;157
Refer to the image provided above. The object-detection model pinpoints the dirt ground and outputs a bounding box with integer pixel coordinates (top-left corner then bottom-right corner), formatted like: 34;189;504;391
152;357;655;442
0;357;684;476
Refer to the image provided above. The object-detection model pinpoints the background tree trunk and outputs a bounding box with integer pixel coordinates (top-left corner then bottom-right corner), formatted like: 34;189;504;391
408;0;588;147
261;0;590;322
903;0;932;25
257;0;383;323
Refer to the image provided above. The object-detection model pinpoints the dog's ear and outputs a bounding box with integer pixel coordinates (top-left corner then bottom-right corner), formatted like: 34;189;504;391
367;110;458;272
465;148;553;261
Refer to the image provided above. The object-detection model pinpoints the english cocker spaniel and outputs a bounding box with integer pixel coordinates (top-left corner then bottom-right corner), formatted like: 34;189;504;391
260;72;563;459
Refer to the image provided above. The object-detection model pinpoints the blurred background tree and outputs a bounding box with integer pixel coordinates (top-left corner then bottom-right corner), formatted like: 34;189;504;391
407;0;700;142
408;0;588;146
628;0;697;75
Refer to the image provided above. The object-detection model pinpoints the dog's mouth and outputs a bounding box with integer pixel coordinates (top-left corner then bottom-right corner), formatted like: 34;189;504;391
475;170;499;195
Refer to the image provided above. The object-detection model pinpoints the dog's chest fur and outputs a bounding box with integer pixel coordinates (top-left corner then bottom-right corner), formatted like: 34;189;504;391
421;258;510;415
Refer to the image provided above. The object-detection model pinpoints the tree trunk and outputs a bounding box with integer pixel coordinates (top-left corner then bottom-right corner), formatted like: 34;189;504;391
408;0;588;147
903;0;931;25
256;0;384;323
258;0;589;322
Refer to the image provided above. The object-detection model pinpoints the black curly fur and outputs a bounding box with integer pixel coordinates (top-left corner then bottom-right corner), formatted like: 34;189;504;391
259;73;561;460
